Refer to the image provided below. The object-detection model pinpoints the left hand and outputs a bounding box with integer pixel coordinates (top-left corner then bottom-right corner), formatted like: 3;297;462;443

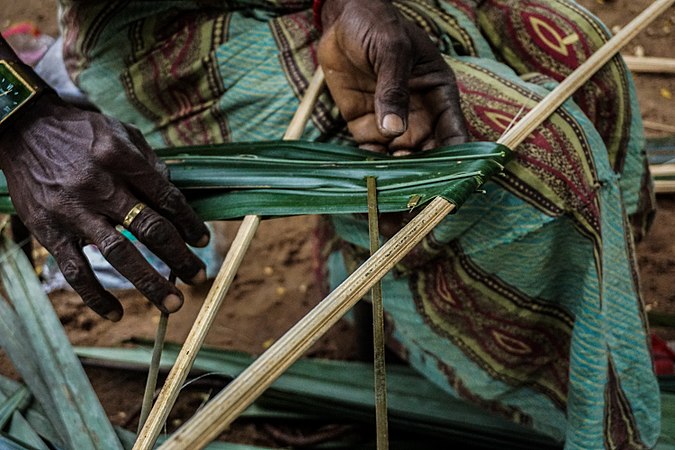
317;0;468;154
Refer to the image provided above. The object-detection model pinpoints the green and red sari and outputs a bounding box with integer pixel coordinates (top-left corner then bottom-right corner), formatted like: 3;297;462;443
56;1;659;448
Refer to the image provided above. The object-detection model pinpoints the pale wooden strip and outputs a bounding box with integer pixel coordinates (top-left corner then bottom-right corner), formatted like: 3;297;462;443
643;120;675;134
650;163;675;177
624;55;675;74
655;180;675;193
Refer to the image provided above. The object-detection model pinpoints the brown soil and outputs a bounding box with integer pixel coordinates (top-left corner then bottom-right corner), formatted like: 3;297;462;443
1;0;675;447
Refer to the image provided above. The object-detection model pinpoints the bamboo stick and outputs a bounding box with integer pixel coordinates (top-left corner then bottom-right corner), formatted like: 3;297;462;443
133;68;326;450
159;2;674;447
623;55;675;74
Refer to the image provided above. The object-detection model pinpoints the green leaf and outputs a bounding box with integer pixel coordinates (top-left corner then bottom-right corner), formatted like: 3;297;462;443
0;386;30;429
0;238;122;450
0;141;512;220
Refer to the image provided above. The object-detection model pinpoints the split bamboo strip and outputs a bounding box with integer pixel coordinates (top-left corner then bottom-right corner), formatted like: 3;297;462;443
623;55;675;74
367;177;389;450
133;68;326;450
159;2;674;448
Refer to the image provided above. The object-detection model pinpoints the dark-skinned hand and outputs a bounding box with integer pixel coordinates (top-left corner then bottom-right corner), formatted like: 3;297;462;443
318;0;469;239
318;0;468;156
0;93;210;321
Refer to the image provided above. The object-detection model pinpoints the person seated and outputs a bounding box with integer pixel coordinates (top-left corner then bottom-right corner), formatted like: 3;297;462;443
0;0;659;447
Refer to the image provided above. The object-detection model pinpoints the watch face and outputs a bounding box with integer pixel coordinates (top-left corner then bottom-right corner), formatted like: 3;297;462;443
0;61;36;125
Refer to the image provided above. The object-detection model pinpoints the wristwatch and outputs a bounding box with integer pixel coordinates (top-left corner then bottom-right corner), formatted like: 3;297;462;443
0;60;49;131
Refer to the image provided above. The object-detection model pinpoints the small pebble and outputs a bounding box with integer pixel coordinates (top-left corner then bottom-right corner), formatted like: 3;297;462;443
263;266;274;276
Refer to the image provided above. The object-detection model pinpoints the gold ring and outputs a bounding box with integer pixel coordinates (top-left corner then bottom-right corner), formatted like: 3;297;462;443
122;202;147;228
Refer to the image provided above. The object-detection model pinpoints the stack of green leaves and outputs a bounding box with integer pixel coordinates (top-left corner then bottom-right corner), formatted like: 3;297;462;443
0;237;123;450
74;343;675;450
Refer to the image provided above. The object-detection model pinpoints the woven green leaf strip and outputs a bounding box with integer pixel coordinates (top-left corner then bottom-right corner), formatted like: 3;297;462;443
0;142;511;220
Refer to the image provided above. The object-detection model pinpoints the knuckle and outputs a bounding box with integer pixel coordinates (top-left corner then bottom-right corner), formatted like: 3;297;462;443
96;233;128;259
60;259;88;286
141;216;175;246
156;185;186;214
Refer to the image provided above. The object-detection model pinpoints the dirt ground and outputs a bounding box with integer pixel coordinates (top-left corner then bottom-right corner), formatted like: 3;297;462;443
1;0;675;447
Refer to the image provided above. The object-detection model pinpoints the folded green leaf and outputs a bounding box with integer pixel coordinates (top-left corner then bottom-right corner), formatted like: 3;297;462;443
0;141;511;220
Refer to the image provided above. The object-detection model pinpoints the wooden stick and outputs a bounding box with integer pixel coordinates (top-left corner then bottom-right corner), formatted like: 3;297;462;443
623;55;675;74
367;177;389;450
655;180;675;193
650;163;675;177
159;2;674;447
643;120;675;134
133;67;326;450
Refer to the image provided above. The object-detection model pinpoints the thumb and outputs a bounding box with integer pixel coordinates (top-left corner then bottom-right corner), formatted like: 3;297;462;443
372;34;413;138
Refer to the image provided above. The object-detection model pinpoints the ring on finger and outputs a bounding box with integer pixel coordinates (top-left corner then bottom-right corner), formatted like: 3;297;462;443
122;202;147;228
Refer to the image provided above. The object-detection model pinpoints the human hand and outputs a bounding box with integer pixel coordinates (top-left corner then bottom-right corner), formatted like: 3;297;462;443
317;0;468;154
0;93;210;321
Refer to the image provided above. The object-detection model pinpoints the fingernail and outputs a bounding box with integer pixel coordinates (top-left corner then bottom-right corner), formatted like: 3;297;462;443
162;293;183;312
382;114;405;134
191;269;207;285
196;234;210;248
392;149;412;157
105;310;123;322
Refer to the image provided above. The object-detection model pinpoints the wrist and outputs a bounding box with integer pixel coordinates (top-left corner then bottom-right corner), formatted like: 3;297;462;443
0;59;55;137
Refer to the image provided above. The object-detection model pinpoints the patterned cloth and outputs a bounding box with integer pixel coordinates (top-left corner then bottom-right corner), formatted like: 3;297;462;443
57;1;659;448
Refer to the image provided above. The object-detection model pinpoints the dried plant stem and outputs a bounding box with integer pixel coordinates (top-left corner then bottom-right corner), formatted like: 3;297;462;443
158;2;675;447
623;55;675;74
655;180;675;193
367;177;389;450
650;164;675;177
137;311;168;433
133;67;325;450
643;120;675;134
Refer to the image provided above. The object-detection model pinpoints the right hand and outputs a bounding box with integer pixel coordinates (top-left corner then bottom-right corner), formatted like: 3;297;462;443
0;93;210;321
318;0;468;154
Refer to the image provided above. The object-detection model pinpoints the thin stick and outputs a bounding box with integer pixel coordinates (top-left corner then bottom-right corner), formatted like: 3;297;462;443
138;271;175;432
643;120;675;134
655;180;675;193
650;163;675;177
367;176;389;450
137;311;168;433
159;2;674;447
133;67;326;450
623;55;675;74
